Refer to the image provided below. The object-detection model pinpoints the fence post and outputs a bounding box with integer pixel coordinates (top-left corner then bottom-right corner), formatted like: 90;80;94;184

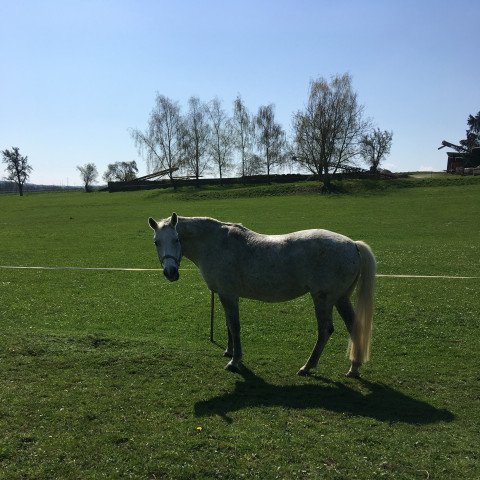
210;290;215;342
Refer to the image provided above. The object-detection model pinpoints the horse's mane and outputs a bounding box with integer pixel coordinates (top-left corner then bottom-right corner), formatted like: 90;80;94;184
186;216;247;230
217;218;253;240
223;221;247;232
178;216;250;239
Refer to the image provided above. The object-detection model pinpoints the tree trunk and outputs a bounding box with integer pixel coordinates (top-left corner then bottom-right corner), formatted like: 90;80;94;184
16;172;24;196
169;172;176;190
322;164;331;191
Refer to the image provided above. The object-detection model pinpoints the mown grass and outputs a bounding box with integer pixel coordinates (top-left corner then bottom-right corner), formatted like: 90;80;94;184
0;176;479;479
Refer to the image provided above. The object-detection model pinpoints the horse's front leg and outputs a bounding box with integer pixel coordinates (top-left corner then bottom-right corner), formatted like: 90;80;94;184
219;294;242;372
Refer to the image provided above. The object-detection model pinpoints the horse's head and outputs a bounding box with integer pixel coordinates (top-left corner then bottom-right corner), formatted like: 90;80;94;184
148;212;182;282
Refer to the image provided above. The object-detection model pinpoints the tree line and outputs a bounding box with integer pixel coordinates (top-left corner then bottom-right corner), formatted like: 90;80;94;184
74;73;397;192
126;73;394;190
9;73;479;196
76;161;139;192
129;94;289;186
76;71;396;192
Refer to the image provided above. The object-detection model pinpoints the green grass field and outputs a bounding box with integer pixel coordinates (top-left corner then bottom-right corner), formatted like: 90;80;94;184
1;177;479;479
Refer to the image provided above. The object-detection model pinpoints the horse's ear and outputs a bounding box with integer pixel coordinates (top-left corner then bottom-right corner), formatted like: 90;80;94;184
171;212;178;227
148;217;158;230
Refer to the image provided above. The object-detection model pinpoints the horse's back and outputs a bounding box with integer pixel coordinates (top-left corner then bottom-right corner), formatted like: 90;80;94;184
263;229;360;294
203;226;360;302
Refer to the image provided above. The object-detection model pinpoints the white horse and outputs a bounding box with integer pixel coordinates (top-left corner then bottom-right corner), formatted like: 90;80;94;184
148;213;376;378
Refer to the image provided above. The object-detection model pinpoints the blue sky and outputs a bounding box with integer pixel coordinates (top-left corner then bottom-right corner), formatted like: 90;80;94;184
1;0;479;185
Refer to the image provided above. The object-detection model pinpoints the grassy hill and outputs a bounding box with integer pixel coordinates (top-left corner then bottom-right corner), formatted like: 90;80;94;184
0;177;479;478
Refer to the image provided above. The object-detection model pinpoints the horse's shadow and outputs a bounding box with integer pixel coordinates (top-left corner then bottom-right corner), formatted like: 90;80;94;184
194;366;454;424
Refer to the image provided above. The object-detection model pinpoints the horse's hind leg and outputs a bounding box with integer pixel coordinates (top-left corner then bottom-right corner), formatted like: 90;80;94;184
298;293;334;376
224;325;233;358
336;296;361;378
219;294;242;372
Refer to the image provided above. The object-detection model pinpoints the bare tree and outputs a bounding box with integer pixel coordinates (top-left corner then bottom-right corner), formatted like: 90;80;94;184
207;98;234;181
180;96;210;183
243;154;265;176
233;95;254;177
77;163;98;192
131;94;182;187
254;104;287;177
103;161;138;182
1;147;32;196
292;73;369;188
360;128;393;173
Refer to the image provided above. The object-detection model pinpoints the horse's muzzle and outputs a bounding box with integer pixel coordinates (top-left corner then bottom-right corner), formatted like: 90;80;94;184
163;266;179;282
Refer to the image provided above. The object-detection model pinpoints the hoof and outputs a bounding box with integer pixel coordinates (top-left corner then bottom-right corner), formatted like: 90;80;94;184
225;362;240;373
297;368;309;376
345;370;360;379
223;350;233;358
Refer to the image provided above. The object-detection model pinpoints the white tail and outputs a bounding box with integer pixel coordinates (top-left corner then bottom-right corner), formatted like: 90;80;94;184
348;241;376;363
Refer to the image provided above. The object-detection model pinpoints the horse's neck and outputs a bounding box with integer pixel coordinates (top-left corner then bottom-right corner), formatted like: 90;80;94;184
177;217;219;263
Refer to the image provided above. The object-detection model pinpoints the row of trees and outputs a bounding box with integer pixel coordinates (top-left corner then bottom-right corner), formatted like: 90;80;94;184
4;74;394;195
1;147;143;195
76;161;139;192
4;72;395;195
130;95;289;185
131;73;394;189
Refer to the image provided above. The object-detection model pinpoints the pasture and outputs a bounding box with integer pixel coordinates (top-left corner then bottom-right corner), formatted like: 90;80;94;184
1;179;479;479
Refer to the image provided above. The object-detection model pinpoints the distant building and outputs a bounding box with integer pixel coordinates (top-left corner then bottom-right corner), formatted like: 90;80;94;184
446;151;465;173
445;148;480;174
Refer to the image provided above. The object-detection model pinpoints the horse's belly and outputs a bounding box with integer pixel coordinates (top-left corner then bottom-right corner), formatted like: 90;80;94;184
234;270;310;302
240;280;309;302
201;266;308;302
